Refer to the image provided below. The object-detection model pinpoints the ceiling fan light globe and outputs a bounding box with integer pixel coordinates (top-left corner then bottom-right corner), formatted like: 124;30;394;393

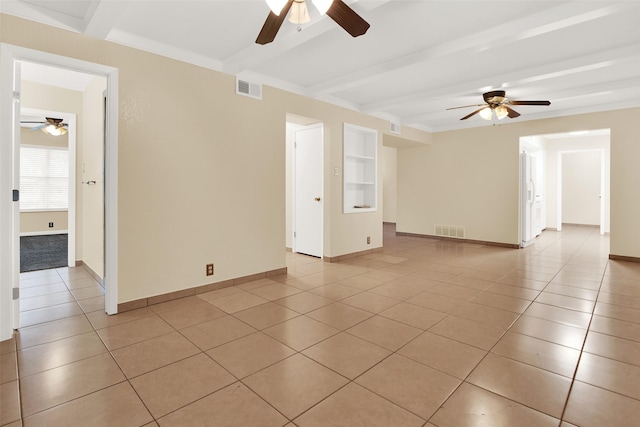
311;0;334;15
479;107;493;120
495;105;508;120
266;0;288;15
289;1;310;24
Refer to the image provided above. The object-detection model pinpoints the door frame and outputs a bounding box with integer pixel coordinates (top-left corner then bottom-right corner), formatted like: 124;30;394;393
20;107;77;268
292;123;324;257
0;43;119;340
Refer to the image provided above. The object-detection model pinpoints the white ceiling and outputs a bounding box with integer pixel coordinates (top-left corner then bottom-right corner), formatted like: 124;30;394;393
2;0;639;132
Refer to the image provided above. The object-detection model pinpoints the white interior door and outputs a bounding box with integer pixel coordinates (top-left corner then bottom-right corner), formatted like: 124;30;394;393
11;61;21;329
521;151;534;247
294;124;323;257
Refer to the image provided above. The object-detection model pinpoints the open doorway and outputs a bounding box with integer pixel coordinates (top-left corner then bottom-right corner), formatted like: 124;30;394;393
519;129;610;247
0;44;119;340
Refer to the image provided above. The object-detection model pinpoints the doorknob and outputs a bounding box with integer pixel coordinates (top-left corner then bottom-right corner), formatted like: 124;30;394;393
314;197;321;202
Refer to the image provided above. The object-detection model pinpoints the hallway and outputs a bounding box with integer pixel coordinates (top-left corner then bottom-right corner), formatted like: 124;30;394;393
2;225;640;426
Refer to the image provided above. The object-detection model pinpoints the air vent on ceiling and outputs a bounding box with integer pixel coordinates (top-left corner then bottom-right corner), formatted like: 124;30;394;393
236;78;262;100
435;224;465;239
390;122;401;135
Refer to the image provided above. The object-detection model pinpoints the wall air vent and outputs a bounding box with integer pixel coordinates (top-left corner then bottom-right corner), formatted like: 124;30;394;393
434;224;465;239
236;78;262;100
390;122;401;135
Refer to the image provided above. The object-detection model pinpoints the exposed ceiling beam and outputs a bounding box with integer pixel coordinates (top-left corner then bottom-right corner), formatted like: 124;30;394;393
83;0;130;39
305;1;636;97
221;0;392;75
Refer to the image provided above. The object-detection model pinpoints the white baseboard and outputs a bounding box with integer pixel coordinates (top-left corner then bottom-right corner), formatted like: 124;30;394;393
20;230;69;237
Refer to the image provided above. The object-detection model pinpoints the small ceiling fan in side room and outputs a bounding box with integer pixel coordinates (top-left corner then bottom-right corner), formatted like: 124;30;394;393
448;90;551;121
256;0;370;45
21;117;69;136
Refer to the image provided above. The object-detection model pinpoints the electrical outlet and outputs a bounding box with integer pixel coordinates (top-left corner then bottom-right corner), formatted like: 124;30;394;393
206;263;214;276
367;236;371;244
49;222;54;228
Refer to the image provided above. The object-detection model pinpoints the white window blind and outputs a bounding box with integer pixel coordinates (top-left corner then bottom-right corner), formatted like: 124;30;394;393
20;145;69;211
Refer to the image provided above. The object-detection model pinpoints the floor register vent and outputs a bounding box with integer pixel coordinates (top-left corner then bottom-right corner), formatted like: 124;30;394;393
435;224;466;238
236;78;262;100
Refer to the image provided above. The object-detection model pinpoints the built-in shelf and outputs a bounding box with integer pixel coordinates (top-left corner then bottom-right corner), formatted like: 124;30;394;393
343;123;377;214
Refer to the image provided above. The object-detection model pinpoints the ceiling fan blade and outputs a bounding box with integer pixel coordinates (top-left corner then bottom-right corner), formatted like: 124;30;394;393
505;106;521;118
326;0;370;37
460;107;486;120
31;124;47;130
446;104;485;111
256;0;294;45
508;100;551;106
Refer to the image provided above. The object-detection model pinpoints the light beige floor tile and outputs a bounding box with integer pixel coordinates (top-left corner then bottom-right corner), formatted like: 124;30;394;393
452;302;520;329
19;275;63;288
180;315;256;351
491;331;580;378
207;291;270;313
385;275;440;291
535;292;595;313
429;283;482;301
243;354;348;419
346;315;422;351
22;381;152;427
308;283;362;300
429;315;505;350
583;331;640;367
247;283;303;300
195;285;243;303
340;292;401;313
367;282;423;300
471;291;531;314
379;301;446;329
398;332;486;379
599;291;640;310
131;353;235;418
207;332;295;379
356;354;460;419
294;382;424;427
20;291;75;311
77;295;105;313
1;352;18;384
510;315;587;350
405;291;464;314
20;282;68;299
594;302;640;324
484;283;540;301
467;353;571;418
86;307;155;330
236;278;281;290
16;315;93;349
543;283;598;301
69;285;105;300
20;353;125;416
0;381;21;425
564;380;640;427
20;302;84;327
18;331;107;377
430;382;560;427
64;277;100;290
524;302;592;329
589;314;640;342
263;315;339;351
97;315;174;350
575;352;640;400
274;292;335;314
306;302;373;330
232;302;299;329
0;338;15;355
302;332;391;379
154;299;227;329
157;382;288;427
111;331;200;378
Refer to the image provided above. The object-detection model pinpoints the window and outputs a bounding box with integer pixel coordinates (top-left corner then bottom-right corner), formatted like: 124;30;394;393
20;145;69;211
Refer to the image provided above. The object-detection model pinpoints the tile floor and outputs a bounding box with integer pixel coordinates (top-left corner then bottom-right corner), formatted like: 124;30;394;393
2;224;640;426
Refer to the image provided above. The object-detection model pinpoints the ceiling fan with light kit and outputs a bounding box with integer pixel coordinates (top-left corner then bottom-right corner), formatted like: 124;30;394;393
448;90;551;121
256;0;370;44
20;117;69;136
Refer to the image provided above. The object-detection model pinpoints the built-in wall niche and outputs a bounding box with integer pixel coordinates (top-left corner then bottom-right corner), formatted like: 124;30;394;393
343;123;377;213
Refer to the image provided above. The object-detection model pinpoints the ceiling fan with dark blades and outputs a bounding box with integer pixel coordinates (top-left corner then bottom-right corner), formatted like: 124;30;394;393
256;0;370;45
448;90;551;121
20;117;68;136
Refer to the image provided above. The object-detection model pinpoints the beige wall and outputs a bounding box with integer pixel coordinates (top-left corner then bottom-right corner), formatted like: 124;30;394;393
397;108;640;257
81;77;106;277
1;14;432;303
381;145;397;223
